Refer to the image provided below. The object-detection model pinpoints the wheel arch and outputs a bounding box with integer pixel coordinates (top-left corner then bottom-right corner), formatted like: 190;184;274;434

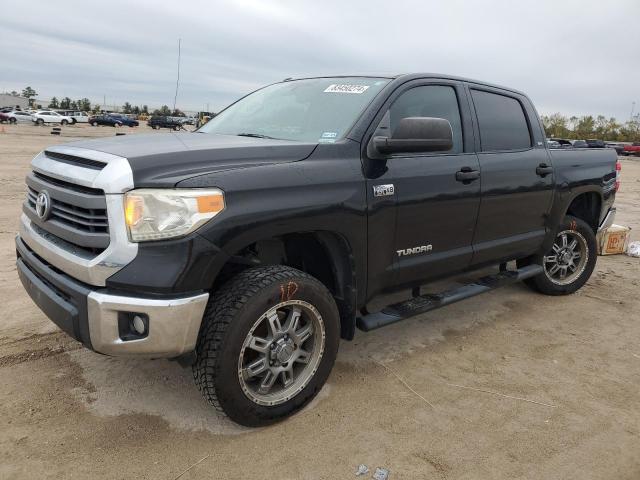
564;190;602;233
212;231;358;340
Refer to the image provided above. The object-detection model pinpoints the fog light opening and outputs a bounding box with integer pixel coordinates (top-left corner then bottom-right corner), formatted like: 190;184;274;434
117;312;149;341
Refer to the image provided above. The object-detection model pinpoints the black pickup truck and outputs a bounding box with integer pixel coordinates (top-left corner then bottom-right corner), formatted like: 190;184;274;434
16;74;618;426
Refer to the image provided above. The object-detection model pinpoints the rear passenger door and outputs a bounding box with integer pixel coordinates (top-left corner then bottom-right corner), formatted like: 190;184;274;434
468;86;554;266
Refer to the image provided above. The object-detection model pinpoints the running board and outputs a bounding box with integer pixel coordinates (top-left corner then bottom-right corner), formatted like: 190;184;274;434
356;264;543;332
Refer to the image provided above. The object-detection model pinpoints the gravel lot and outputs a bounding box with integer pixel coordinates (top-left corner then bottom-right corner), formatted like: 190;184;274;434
1;123;639;480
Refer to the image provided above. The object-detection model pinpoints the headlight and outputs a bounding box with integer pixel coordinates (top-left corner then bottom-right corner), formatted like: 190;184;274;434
123;188;225;242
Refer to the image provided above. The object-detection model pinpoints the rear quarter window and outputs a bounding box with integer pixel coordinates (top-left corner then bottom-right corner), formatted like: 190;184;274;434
471;89;531;151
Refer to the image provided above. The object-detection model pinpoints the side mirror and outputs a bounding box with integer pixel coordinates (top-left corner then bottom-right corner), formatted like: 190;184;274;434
371;117;453;156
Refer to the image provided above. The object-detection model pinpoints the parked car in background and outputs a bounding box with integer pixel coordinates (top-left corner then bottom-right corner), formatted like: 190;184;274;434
89;114;124;127
547;140;561;149
586;139;606;148
148;115;182;130
6;111;34;123
605;142;625;155
31;111;73;125
550;138;573;148
571;139;588;148
0;112;10;123
89;114;139;127
57;111;90;124
623;142;640;156
109;114;139;127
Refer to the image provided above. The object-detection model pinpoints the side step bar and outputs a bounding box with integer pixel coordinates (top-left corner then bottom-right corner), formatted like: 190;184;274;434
356;264;543;332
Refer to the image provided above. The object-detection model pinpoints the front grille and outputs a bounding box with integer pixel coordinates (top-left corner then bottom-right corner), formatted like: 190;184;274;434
24;171;110;256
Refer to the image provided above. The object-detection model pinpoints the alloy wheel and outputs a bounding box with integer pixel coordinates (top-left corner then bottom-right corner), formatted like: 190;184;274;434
543;229;589;285
237;299;325;406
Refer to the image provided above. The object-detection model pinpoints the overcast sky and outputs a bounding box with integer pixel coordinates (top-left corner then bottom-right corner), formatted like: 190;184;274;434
1;0;639;119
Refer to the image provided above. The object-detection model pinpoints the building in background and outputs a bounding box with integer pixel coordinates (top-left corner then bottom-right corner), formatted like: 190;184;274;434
0;93;29;110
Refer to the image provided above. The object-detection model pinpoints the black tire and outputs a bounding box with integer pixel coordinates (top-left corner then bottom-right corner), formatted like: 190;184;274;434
91;121;98;127
152;125;160;130
173;125;180;131
37;118;44;125
193;265;340;427
115;122;122;127
71;119;77;124
520;215;597;296
9;118;16;124
61;119;68;126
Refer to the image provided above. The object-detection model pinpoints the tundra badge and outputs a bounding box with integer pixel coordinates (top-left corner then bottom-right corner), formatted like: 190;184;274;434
373;184;395;197
397;245;433;256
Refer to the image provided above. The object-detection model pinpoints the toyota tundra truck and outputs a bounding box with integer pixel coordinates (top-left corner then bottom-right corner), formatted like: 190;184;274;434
16;74;619;426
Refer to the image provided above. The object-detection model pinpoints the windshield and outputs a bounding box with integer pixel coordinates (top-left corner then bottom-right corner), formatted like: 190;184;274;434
199;77;390;142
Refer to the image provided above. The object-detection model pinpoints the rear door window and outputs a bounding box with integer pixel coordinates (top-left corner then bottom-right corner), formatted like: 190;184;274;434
471;89;531;151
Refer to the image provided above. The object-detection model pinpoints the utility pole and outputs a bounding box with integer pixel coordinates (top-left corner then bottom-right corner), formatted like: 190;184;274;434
631;101;636;122
173;38;181;112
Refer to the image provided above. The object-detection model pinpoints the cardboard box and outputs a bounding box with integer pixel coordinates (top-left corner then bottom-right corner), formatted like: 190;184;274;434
598;224;631;255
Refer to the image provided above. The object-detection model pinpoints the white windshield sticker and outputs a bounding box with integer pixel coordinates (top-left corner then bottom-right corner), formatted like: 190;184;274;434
324;84;370;94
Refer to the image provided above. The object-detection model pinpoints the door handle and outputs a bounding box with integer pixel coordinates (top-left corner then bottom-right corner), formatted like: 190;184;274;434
455;167;480;182
536;163;553;176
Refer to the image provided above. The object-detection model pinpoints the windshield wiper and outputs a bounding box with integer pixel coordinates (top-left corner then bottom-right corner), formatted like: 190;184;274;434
236;132;277;139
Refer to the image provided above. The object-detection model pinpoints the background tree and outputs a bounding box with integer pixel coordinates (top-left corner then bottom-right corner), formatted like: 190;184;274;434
132;105;141;115
152;105;172;116
92;104;101;114
171;108;185;117
541;113;569;138
21;86;38;106
122;102;132;114
48;97;60;108
141;105;149;114
59;97;72;109
574;116;595;139
10;90;18;96
78;98;91;111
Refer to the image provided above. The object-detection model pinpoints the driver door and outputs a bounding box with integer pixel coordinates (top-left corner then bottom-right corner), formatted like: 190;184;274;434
365;81;481;296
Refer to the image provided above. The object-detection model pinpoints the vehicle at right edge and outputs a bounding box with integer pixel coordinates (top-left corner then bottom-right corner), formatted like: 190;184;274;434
15;74;619;426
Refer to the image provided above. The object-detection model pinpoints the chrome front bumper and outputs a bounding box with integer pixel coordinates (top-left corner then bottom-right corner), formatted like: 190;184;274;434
87;290;209;357
17;236;208;358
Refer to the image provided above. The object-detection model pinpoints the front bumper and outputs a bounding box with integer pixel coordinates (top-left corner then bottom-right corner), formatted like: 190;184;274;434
16;236;208;358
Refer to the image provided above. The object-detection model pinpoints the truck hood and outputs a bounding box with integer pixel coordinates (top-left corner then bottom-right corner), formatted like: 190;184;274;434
68;132;318;187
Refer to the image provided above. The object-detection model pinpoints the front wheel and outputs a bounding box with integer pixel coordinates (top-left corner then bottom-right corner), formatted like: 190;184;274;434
193;265;340;427
9;118;16;124
61;119;68;126
37;118;44;125
520;215;597;295
91;121;98;126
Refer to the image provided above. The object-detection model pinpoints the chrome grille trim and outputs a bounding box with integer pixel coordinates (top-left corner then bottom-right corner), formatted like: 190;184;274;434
19;146;138;286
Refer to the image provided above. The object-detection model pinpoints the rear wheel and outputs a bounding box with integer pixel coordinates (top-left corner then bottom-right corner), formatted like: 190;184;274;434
173;125;180;131
91;121;98;126
521;215;597;295
193;265;340;427
9;118;16;124
61;119;68;126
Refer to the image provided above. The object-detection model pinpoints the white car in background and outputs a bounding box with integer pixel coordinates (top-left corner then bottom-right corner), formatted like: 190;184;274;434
6;111;34;124
31;110;73;125
57;110;90;123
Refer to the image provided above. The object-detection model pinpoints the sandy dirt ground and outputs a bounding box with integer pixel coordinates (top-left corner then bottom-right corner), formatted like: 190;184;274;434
0;123;639;480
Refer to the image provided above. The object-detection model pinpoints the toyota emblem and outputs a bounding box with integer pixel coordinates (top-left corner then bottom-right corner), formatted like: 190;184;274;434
35;191;51;220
